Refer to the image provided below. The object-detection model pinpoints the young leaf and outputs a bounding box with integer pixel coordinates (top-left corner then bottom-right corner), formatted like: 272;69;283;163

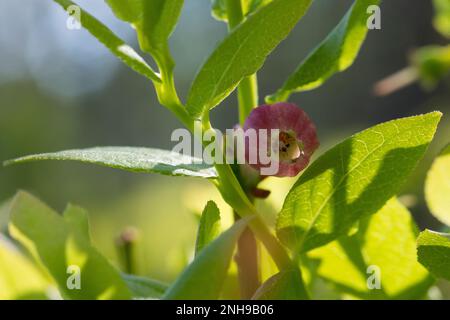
163;217;251;299
195;201;221;256
8;191;132;300
0;235;51;300
417;230;450;282
53;0;160;83
425;143;450;226
277;112;442;253
252;268;309;300
121;273;168;299
137;0;184;53
187;0;313;118
105;0;143;23
267;0;380;102
4;147;218;179
309;199;433;299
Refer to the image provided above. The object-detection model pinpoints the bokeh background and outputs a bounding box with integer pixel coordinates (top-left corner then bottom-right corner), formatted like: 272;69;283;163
1;0;449;293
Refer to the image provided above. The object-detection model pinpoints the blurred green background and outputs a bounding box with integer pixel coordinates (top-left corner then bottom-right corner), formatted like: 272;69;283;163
0;0;449;288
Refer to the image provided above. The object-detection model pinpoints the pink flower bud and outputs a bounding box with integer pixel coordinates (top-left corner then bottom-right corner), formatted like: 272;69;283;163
243;103;319;177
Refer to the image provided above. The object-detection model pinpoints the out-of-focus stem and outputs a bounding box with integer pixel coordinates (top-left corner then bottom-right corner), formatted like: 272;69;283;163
373;66;418;96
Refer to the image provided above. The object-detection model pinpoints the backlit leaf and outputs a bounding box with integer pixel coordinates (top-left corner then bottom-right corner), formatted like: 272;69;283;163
277;112;441;252
4;147;218;179
187;0;313;118
417;230;450;282
267;0;380;102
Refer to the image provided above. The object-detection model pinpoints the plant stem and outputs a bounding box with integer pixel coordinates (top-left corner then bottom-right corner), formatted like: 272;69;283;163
225;0;259;125
237;75;259;125
225;0;261;298
143;18;307;295
234;211;260;298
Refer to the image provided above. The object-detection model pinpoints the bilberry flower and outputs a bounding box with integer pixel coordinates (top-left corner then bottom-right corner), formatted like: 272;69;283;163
243;102;319;177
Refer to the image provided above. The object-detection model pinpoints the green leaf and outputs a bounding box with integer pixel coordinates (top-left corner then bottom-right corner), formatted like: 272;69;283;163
163;217;251;299
277;112;442;253
8;191;132;300
433;0;450;38
53;0;160;83
0;235;51;300
4;147;218;179
105;0;143;23
425;143;450;227
252;268;309;300
309;198;433;299
195;201;221;256
63;204;91;242
136;0;184;53
211;0;273;22
417;230;450;282
187;0;313;118
267;0;380;102
121;273;168;299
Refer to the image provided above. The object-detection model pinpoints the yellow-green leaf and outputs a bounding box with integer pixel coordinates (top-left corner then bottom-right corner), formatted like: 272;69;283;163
267;0;380;102
252;268;309;300
4;147;218;179
277;112;442;253
105;0;143;23
8;191;132;300
53;0;160;82
425;143;450;227
309;199;433;299
195;201;221;256
163;217;250;299
0;235;51;300
417;230;450;282
187;0;313;118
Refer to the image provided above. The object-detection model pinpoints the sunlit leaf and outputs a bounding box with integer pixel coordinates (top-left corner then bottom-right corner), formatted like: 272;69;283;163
8;191;132;300
277;112;442;252
425;143;450;227
309;199;433;299
187;0;313;118
252;268;308;300
121;273;168;299
0;235;51;300
4;147;218;179
195;201;221;256
163;217;251;299
417;230;450;282
53;0;160;82
267;0;380;102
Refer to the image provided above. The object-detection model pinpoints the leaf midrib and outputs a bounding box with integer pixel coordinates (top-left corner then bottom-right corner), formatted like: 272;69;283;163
296;131;387;250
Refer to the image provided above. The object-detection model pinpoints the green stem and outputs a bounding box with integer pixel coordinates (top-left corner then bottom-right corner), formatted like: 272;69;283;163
238;75;259;125
226;0;259;125
225;0;261;298
139;21;304;290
